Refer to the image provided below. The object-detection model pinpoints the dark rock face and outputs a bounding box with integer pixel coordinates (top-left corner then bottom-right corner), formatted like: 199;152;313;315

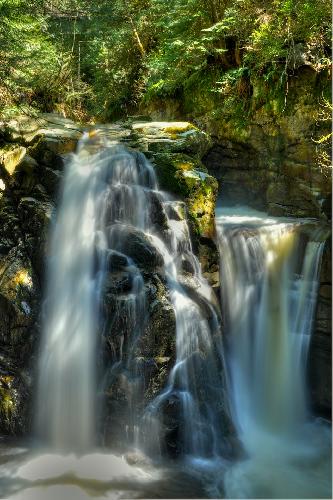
202;142;268;211
202;139;331;220
308;239;332;418
100;272;176;450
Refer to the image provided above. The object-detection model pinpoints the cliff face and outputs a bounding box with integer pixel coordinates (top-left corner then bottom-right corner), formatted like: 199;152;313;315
309;239;332;418
143;67;331;220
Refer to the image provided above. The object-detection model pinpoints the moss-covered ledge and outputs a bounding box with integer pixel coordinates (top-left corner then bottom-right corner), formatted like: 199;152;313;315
148;152;218;238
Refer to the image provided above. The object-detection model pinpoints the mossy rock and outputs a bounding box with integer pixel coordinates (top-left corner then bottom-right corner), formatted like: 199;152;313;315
0;376;17;433
152;152;218;237
131;121;212;157
28;134;77;168
0;145;27;177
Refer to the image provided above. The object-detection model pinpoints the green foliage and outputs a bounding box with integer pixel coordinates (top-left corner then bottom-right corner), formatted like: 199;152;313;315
0;0;331;121
0;0;90;119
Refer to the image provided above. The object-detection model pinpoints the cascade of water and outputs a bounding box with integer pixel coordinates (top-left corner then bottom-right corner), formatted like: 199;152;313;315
144;212;231;460
37;136;104;450
216;207;331;498
216;209;325;436
37;138;228;461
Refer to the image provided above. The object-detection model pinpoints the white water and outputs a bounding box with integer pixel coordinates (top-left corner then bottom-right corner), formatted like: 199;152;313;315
36;138;161;451
32;136;229;475
0;139;231;499
216;206;331;498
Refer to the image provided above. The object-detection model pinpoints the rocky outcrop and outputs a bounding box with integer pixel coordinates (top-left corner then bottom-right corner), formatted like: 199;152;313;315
127;121;217;240
100;270;177;450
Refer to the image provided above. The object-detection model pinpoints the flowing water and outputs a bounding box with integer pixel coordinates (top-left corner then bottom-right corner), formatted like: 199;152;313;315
0;141;331;499
36;136;104;451
216;206;331;499
144;221;230;461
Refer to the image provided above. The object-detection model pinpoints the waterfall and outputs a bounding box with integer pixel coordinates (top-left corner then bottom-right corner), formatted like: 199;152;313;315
36;135;229;460
2;143;331;499
36;136;160;450
217;210;324;435
216;207;331;499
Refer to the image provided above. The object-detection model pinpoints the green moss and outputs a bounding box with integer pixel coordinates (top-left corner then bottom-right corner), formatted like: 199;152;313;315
163;124;196;137
152;152;218;237
0;378;16;429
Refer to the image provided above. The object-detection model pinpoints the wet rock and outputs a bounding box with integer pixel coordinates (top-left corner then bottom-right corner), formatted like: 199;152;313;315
17;197;53;280
40;167;63;198
0;243;39;435
0;146;27;177
105;250;129;272
267;179;323;218
0;113;82;147
164;201;186;221
146;190;169;230
101;274;176;448
160;394;183;457
198;237;220;290
103;270;134;295
107;224;164;270
140;276;176;362
0;370;30;435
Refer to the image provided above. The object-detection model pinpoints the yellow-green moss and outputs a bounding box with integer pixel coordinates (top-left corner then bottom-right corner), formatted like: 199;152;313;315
0;376;16;427
152;152;218;237
163;123;196;138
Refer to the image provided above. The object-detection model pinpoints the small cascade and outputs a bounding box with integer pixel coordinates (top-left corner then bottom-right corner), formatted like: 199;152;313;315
217;209;325;435
216;207;331;499
145;215;230;459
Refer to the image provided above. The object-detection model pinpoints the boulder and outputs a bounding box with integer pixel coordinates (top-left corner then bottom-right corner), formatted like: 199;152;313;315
107;224;164;271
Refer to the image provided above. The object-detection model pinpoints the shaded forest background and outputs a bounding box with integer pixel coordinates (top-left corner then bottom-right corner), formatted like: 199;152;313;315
0;0;331;168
